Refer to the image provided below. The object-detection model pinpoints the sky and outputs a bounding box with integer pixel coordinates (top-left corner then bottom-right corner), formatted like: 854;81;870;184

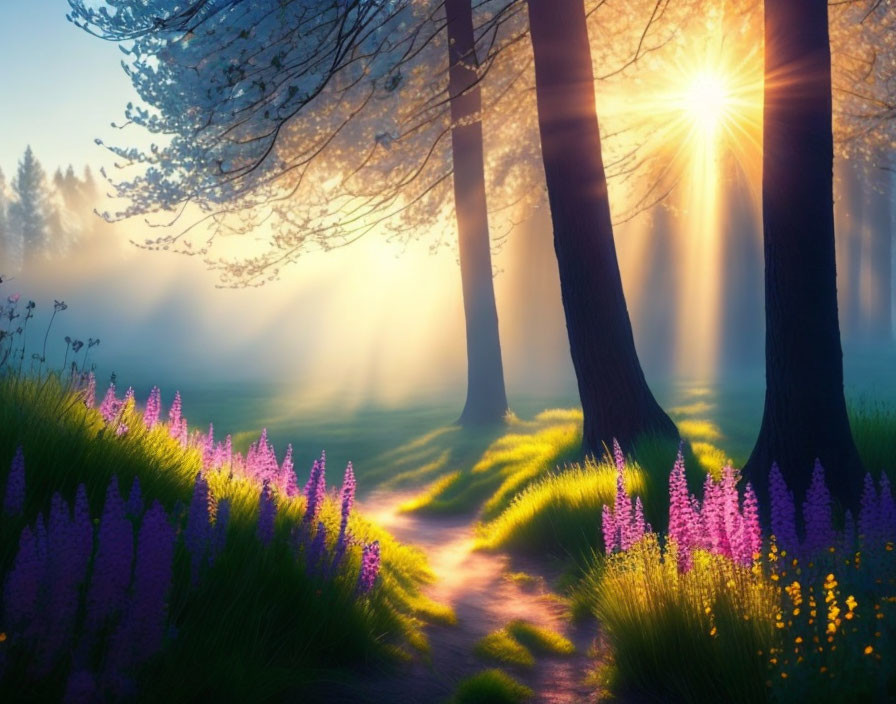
0;0;136;176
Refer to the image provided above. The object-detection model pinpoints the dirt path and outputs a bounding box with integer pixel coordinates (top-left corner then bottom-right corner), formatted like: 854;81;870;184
325;490;601;704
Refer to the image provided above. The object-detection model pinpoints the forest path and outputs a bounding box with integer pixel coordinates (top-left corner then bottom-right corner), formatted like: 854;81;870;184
331;489;602;704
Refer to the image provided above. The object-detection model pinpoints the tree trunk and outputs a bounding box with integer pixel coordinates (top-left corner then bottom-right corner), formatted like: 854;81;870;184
445;0;509;425
526;0;677;454
744;0;862;510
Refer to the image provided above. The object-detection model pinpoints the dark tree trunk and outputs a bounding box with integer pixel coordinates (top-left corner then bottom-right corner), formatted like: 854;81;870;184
526;0;677;454
445;0;509;425
744;0;862;510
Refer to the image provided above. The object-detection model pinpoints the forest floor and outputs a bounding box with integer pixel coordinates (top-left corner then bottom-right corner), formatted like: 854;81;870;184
323;487;602;703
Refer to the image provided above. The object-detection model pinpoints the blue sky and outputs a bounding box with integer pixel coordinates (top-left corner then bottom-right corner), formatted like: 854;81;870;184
0;0;137;177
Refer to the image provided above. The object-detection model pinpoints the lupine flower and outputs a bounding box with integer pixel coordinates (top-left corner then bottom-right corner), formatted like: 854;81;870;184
667;448;695;570
184;473;211;585
632;496;646;542
328;463;357;574
3;525;43;631
202;424;215;467
143;386;161;429
304;453;327;525
612;440;633;550
3;446;25;516
113;501;176;669
879;473;896;539
36;493;81;673
357;540;381;594
306;521;328;574
125;477;143;519
72;484;93;581
122;386;135;410
85;477;134;631
802;459;834;555
168;391;182;436
741;483;762;564
99;383;119;425
63;670;96;704
257;481;277;546
281;444;298;498
859;472;880;544
601;504;616;554
769;463;799;556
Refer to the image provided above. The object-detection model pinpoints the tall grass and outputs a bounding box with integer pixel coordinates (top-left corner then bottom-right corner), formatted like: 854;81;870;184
475;459;642;558
850;402;896;477
0;375;448;699
401;410;582;516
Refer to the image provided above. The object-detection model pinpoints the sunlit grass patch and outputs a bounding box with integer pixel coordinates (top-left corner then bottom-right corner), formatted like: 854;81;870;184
450;669;533;704
677;418;723;442
502;571;539;587
403;410;582;516
474;630;535;667
505;620;575;656
475;459;632;556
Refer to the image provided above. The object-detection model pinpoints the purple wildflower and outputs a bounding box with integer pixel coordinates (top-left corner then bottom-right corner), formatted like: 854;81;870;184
3;525;43;631
143;386;161;429
328;463;357;574
125;477;143;519
257;481;277;546
667;447;694;569
36;493;81;673
859;472;880;544
202;424;215;468
99;383;119;425
769;463;799;556
802;459;835;555
741;483;762;564
281;444;298;498
3;446;25;516
306;521;328;574
168;391;182;437
72;484;93;581
879;473;896;540
601;504;616;554
632;496;646;543
612;440;633;550
124;501;176;664
63;670;96;704
184;473;211;585
303;453;327;526
85;477;134;631
357;540;381;594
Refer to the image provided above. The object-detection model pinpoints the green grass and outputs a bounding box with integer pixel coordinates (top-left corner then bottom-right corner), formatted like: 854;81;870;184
475;459;629;557
474;620;574;669
474;630;535;667
850;402;896;477
450;669;533;704
505;620;575;656
402;409;582;516
0;374;449;699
